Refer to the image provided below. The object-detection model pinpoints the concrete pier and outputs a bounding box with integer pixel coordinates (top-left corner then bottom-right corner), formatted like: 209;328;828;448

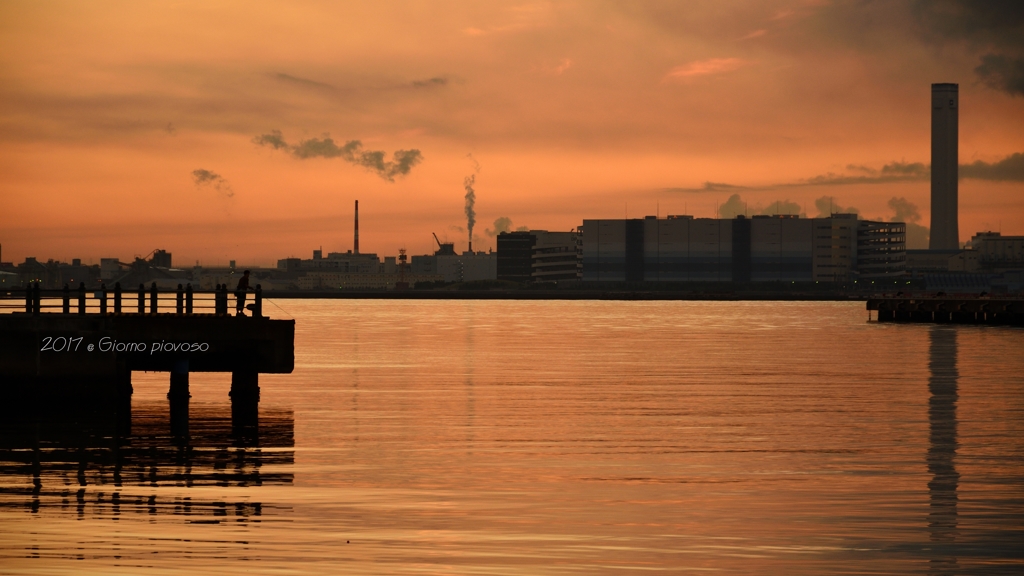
1;285;294;434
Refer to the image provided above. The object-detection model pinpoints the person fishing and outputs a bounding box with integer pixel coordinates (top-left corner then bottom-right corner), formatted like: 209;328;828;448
235;270;252;316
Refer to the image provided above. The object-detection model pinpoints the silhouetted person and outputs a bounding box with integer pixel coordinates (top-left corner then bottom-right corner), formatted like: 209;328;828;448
235;270;251;316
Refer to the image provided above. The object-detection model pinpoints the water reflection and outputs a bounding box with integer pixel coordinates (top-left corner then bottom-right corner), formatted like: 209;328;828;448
928;327;959;574
0;402;293;523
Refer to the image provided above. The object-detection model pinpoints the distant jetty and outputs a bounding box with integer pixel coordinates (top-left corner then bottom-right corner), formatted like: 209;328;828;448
868;296;1024;325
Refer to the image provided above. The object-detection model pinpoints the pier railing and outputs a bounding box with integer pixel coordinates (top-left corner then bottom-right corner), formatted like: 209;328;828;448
0;282;266;318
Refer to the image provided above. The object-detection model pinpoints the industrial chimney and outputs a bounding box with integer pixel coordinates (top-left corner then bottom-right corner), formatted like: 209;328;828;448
354;199;360;254
930;83;959;250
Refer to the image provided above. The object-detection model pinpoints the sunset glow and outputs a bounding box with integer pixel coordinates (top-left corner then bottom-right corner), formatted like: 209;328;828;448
1;1;1021;265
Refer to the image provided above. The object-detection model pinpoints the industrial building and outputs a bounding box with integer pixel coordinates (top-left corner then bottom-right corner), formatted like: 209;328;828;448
410;234;497;283
581;214;905;283
497;230;581;283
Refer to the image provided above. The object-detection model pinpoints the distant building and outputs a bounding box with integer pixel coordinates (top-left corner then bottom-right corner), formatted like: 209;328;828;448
411;249;497;283
150;249;172;268
972;232;1024;271
497;230;581;283
296;271;442;290
302;250;381;273
496;231;535;282
581;215;904;282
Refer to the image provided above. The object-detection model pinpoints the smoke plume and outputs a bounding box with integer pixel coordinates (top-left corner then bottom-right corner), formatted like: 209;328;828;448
253;130;422;182
464;174;476;247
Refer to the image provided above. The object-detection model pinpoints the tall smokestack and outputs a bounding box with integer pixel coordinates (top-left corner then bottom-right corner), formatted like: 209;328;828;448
930;83;959;250
354;199;359;254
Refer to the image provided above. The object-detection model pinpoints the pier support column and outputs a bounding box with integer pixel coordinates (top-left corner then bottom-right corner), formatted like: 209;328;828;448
230;371;260;437
168;360;190;437
116;363;133;437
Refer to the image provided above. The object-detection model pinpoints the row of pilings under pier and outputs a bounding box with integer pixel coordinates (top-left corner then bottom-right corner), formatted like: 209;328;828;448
867;297;1024;325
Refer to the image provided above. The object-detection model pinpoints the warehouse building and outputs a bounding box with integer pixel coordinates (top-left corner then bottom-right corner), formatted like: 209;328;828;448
581;214;904;282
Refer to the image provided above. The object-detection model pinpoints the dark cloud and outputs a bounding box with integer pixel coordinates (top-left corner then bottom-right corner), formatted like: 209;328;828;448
669;153;1021;195
271;73;335;91
803;161;928;186
191;169;234;198
911;0;1024;97
975;54;1024;97
252;130;423;182
961;152;1024;181
662;181;749;193
411;77;449;88
252;129;290;150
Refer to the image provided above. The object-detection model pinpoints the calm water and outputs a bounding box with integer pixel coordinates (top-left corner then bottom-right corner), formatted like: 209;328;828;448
2;300;1023;574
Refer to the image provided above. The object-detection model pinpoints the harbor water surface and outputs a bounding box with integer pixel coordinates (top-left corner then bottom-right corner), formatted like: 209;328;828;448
2;300;1022;574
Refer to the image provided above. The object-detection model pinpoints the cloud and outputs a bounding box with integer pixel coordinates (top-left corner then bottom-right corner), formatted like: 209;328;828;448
271;73;335;91
975;54;1024;97
411;77;449;88
485;216;514;237
253;130;423;182
662;181;750;193
664;58;748;81
191;169;234;198
253;129;290;150
887;197;921;223
960;152;1024;181
669;153;1021;195
910;0;1024;97
814;196;859;217
888;197;929;248
803;161;929;186
717;194;802;218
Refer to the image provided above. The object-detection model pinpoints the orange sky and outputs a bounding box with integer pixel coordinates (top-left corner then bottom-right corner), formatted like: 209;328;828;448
1;1;1022;266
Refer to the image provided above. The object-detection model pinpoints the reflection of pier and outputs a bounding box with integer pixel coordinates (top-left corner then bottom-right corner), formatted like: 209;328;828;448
0;403;294;522
927;327;959;573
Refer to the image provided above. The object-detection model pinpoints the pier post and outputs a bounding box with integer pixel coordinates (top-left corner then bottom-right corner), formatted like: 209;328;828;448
116;362;133;437
114;282;122;314
168;360;190;437
254;284;263;318
150;282;158;315
230;370;260;432
137;284;145;314
62;284;70;314
100;284;108;315
78;282;86;315
32;283;40;316
176;284;184;315
24;284;32;314
216;285;228;316
185;284;193;314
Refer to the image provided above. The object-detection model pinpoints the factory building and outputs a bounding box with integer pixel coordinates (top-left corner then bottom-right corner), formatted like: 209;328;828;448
497;230;581;283
410;235;497;283
581;215;905;282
